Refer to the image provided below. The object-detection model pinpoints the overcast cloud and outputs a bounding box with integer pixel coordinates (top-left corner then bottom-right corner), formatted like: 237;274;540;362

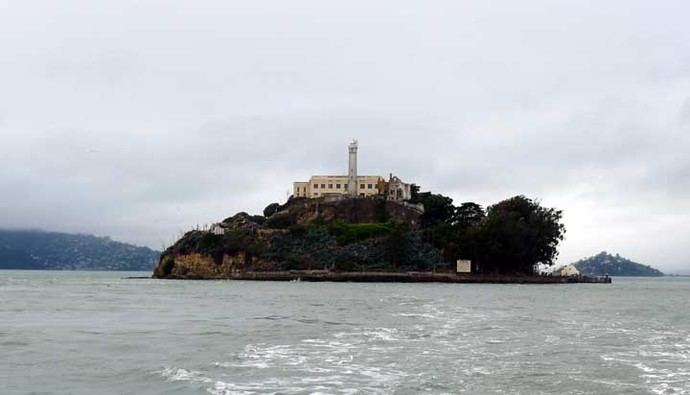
1;0;689;272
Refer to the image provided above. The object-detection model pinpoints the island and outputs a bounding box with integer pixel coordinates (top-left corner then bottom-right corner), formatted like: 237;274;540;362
0;229;160;271
153;141;609;283
573;252;664;277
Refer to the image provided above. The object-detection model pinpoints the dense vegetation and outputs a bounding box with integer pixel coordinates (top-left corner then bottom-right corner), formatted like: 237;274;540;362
0;229;160;271
573;252;663;277
408;188;565;274
160;187;566;276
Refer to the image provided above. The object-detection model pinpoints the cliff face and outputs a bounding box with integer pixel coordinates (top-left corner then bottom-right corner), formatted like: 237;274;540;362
292;198;422;226
153;252;254;279
152;197;435;279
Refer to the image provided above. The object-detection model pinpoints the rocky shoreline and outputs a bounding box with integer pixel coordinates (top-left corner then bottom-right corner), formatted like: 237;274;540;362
152;270;612;284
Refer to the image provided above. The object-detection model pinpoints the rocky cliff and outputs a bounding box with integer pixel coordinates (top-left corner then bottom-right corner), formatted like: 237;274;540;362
153;193;568;279
153;197;432;279
153;252;255;279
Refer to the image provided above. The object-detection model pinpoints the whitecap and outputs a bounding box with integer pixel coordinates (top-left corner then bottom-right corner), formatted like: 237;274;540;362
160;367;212;384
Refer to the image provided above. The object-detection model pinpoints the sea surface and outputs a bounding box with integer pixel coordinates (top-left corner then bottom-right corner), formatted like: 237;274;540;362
1;271;689;395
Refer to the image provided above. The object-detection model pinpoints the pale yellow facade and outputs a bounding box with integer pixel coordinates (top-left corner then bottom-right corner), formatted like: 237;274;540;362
294;175;384;198
292;141;413;201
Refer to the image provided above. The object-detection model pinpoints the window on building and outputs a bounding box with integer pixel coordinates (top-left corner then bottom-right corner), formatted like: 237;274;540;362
360;184;365;189
368;184;373;189
336;184;341;189
328;184;333;189
313;184;318;189
321;184;326;188
344;184;348;190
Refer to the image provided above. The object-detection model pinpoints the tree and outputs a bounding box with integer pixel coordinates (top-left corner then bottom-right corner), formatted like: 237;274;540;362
410;191;456;227
475;196;565;275
385;222;411;268
437;203;485;268
263;202;281;218
410;184;420;200
454;202;485;228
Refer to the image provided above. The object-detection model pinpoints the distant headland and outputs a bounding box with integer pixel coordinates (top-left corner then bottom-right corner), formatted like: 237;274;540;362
153;141;608;284
572;252;663;277
0;229;159;271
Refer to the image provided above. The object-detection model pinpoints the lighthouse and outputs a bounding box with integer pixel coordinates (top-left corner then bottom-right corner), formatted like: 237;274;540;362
347;139;358;196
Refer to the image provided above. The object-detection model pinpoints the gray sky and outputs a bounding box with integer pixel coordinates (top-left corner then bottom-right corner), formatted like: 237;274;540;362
1;0;689;273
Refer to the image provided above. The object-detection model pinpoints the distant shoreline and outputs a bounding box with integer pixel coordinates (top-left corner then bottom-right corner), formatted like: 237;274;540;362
148;270;612;284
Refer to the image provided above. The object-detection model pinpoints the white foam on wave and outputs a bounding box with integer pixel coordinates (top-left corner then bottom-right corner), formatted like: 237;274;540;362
238;344;308;368
160;367;212;384
209;330;410;394
600;334;690;395
209;383;254;395
395;312;438;319
462;366;492;376
334;327;401;342
209;378;302;395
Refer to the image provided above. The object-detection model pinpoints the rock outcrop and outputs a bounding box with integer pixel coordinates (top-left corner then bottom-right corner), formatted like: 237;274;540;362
153;193;571;279
152;197;434;279
153;252;254;279
270;197;423;228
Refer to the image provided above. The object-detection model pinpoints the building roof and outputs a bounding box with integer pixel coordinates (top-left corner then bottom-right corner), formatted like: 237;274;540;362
308;175;383;178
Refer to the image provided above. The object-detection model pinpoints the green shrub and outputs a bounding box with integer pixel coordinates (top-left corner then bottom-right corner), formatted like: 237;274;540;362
265;212;297;229
264;228;338;270
263;203;281;218
197;233;224;252
333;259;356;272
159;256;175;276
222;230;255;253
250;215;267;225
329;221;393;245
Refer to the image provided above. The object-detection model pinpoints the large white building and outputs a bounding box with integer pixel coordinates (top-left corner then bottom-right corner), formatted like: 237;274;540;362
293;141;413;201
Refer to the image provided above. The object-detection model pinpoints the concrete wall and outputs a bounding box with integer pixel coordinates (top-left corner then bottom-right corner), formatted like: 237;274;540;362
294;175;384;198
293;182;309;198
386;175;412;201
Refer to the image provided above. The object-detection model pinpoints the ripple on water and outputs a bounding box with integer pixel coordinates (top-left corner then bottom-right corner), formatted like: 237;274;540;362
161;328;413;394
600;332;690;395
160;367;212;384
7;272;690;395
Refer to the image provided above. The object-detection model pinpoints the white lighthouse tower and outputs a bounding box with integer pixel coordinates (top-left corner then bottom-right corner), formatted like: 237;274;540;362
347;139;358;197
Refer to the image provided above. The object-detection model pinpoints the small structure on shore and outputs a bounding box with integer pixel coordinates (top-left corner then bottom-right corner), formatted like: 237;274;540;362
557;264;580;277
209;223;225;235
456;259;472;274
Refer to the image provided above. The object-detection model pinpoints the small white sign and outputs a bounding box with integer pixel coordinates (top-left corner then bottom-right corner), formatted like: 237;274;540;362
456;259;471;273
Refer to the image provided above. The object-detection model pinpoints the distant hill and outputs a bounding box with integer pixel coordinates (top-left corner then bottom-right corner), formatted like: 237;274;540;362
0;229;160;271
572;252;664;277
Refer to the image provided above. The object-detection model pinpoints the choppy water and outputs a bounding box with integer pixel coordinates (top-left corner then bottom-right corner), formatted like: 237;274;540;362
1;271;689;394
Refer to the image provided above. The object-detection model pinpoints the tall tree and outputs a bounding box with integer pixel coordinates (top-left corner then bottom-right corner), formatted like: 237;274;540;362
410;191;456;227
476;196;565;274
454;202;485;228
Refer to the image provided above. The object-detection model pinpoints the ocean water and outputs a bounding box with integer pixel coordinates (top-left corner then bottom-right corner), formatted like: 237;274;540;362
1;271;689;395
